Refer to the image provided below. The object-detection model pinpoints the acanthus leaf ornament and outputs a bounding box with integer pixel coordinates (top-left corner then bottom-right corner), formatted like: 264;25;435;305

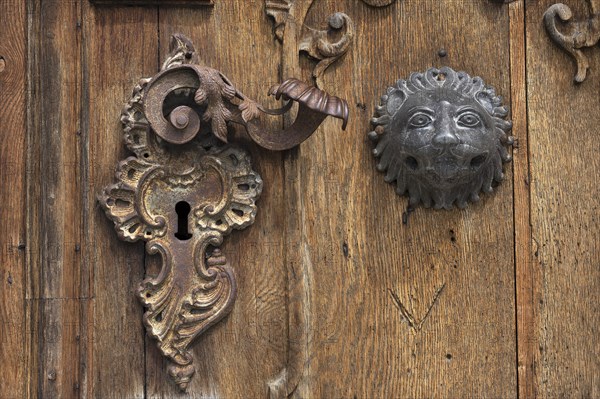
98;33;347;391
265;0;292;42
369;67;514;210
544;0;600;83
299;12;355;87
266;1;355;87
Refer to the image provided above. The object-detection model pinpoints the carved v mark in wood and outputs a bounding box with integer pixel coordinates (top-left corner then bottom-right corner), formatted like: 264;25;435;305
389;283;446;331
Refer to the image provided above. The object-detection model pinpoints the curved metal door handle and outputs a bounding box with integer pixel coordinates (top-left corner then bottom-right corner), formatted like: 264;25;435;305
98;33;347;391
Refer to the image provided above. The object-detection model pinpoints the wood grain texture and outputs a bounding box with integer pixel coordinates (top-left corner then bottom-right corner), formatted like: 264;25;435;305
27;0;87;397
0;0;28;398
2;0;598;397
527;0;600;397
270;2;325;397
90;0;213;6
83;3;159;398
144;2;287;397
509;1;538;398
288;0;517;397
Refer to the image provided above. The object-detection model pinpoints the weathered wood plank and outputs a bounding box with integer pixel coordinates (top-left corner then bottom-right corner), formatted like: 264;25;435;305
83;2;159;397
90;0;212;5
25;2;42;396
144;2;287;397
289;0;517;397
26;0;88;397
508;1;538;398
0;0;28;397
13;0;600;396
527;0;600;396
269;2;322;397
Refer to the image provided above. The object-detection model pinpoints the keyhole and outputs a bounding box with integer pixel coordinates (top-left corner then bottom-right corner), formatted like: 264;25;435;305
174;201;192;240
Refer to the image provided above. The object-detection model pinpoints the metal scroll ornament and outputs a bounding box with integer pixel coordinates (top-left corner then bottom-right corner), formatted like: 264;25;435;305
98;33;347;391
369;67;514;210
544;0;600;83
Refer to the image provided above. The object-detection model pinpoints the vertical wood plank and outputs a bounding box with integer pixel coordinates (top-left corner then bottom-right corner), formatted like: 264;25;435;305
0;0;28;397
527;0;600;396
508;1;538;398
271;2;320;397
83;2;158;397
26;2;42;396
291;0;517;397
145;2;287;397
27;0;88;397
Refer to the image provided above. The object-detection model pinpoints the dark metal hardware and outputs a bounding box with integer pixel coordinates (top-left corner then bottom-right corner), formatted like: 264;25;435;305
368;67;514;210
98;33;347;391
544;0;600;83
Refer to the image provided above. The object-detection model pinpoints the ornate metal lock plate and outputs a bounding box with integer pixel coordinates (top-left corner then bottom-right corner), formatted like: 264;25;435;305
369;67;514;210
98;34;347;391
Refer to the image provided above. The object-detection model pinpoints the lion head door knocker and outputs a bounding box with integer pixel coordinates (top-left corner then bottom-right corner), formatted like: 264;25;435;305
368;67;514;210
98;34;348;391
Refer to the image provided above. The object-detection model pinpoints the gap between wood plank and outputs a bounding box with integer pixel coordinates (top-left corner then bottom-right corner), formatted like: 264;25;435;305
508;1;537;398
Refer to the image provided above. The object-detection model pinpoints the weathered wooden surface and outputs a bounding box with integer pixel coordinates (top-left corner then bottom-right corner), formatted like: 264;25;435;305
0;0;27;398
289;0;517;397
26;0;87;397
145;2;288;397
83;3;158;397
527;0;600;397
1;0;599;398
509;2;537;398
89;0;213;6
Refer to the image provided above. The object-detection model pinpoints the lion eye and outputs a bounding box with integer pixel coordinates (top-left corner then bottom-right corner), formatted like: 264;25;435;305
408;113;433;128
457;112;482;127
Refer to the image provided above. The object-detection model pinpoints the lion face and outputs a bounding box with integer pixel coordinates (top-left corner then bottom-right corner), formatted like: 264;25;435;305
369;67;514;210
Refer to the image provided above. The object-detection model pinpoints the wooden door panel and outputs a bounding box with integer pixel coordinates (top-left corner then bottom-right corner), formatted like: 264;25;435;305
0;0;28;398
526;0;600;397
2;0;599;398
84;4;159;398
26;0;87;397
507;2;536;397
146;3;288;397
292;1;517;397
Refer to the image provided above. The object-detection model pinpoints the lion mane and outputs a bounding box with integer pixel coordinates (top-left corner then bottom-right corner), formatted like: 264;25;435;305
368;67;514;209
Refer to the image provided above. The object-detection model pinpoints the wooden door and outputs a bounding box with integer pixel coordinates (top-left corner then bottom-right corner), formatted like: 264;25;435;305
1;0;598;398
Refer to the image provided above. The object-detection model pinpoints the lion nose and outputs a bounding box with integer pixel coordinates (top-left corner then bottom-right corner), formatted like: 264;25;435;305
432;131;459;146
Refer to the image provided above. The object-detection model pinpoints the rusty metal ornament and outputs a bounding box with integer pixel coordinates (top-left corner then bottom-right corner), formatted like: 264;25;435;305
299;12;355;87
98;33;347;391
544;0;600;83
369;67;514;210
266;1;356;88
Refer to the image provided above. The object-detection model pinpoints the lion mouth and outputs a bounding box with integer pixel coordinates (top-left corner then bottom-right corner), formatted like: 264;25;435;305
405;144;490;184
422;151;489;183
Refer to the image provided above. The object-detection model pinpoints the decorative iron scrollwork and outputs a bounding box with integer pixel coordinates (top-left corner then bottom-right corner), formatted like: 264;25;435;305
299;12;355;87
544;0;600;83
98;33;347;391
369;67;514;210
266;1;356;87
